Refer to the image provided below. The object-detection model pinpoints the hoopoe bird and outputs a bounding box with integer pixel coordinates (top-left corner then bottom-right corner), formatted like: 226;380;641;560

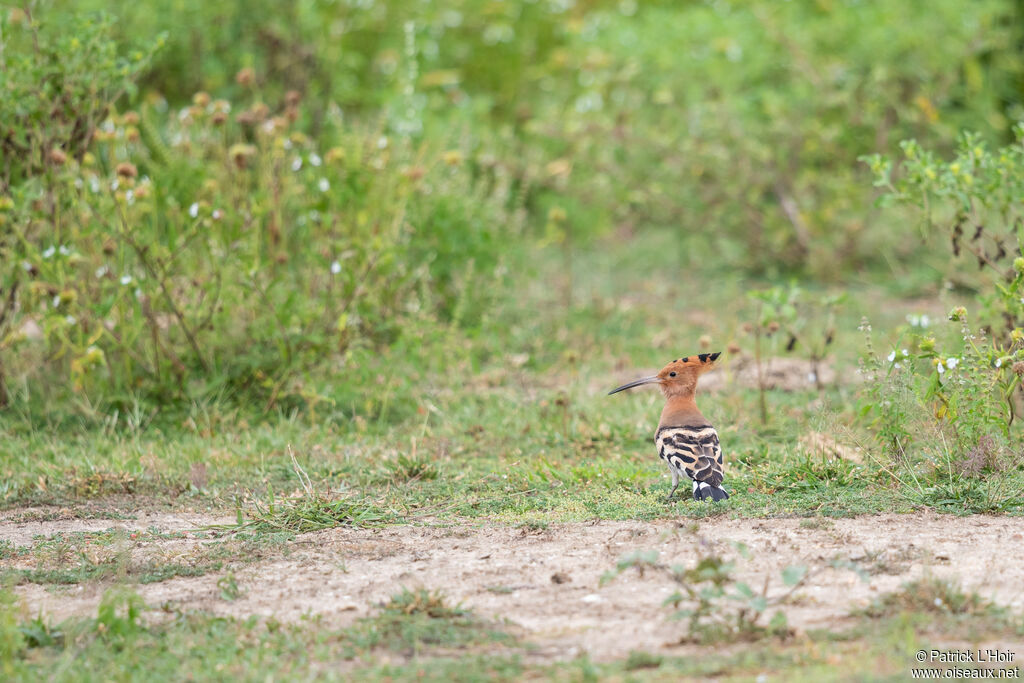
609;352;728;502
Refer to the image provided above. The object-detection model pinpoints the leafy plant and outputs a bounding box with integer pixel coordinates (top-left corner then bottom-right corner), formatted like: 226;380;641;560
865;130;1024;331
602;544;808;644
744;283;842;421
1;67;520;412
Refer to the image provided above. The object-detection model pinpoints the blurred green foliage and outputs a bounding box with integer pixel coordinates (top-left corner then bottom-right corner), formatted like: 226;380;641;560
1;0;1023;414
859;129;1024;471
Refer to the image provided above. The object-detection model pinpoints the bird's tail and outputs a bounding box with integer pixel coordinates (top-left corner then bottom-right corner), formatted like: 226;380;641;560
693;447;728;501
692;480;729;501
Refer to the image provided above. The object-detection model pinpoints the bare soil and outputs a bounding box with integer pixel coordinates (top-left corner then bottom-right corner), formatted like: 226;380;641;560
3;510;1023;661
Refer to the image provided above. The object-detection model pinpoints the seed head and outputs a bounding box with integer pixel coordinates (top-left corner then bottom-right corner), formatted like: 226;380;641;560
401;165;425;181
235;67;255;86
115;162;138;179
228;144;257;170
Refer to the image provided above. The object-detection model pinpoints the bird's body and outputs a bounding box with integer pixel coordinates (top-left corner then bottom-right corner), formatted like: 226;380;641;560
609;352;729;501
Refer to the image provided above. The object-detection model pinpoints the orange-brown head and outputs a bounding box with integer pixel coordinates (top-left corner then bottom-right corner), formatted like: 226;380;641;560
608;352;722;398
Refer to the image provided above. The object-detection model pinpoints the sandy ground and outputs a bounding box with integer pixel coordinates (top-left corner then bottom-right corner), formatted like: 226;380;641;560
3;510;1023;661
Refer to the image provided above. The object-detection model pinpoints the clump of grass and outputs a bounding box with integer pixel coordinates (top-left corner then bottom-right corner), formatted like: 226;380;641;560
386;454;439;483
859;577;996;619
230;449;392;533
348;588;513;656
6;557;224;587
799;518;833;530
624;650;664;671
69;472;137;498
383;588;465;619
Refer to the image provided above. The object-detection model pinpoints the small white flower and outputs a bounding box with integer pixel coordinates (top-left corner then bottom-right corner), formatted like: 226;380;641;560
59;245;70;256
52;295;61;308
111;180;119;191
283;139;293;150
934;598;943;608
807;372;817;383
134;288;143;300
330;261;342;275
212;209;223;220
291;157;302;172
42;246;55;259
188;202;199;218
995;358;1003;368
309;153;322;167
120;275;133;285
937;362;945;374
65;315;77;325
21;261;32;272
318;178;330;192
894;362;901;369
902;349;909;357
945;357;958;369
920;315;930;327
377;136;389;149
89;178;101;193
96;265;109;278
887;351;896;362
125;189;134;204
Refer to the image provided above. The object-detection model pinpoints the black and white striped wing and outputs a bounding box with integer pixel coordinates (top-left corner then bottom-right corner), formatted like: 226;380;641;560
655;425;724;487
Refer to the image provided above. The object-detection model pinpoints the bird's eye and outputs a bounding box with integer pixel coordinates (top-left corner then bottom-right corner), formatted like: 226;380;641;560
669;371;676;377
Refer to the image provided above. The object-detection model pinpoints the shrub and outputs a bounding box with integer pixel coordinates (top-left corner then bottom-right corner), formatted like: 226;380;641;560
864;128;1024;336
0;13;522;411
523;0;1023;273
860;128;1024;477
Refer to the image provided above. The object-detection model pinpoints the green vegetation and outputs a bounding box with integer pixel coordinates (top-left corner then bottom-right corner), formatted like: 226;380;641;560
2;0;1024;678
602;543;808;643
1;582;1019;681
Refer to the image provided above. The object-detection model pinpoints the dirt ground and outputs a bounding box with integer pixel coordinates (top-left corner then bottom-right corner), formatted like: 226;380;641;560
3;510;1023;661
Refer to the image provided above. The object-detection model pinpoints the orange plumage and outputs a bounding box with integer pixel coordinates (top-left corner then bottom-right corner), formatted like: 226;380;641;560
609;352;728;501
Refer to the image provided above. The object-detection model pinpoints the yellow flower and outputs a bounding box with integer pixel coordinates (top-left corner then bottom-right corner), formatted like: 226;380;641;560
547;206;567;223
325;147;346;164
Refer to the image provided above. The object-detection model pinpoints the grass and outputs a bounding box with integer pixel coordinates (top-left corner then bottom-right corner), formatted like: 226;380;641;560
1;233;1021;527
2;1;1023;677
2;581;1019;682
0;528;292;588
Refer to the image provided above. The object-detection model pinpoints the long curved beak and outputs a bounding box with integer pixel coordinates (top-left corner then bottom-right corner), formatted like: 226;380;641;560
608;375;661;395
